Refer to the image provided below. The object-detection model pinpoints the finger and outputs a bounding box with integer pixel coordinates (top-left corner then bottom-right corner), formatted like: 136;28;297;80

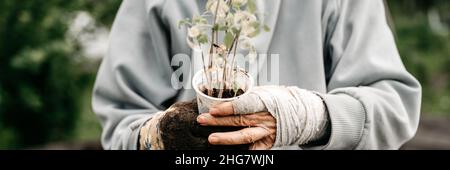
209;102;234;116
250;141;270;150
208;127;271;145
250;137;275;150
197;113;254;126
197;112;275;127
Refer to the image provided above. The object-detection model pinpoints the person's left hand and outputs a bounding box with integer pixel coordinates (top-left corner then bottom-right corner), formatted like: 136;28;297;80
196;86;329;150
196;102;276;150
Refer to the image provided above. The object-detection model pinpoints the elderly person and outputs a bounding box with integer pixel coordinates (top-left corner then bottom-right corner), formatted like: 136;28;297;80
92;0;421;150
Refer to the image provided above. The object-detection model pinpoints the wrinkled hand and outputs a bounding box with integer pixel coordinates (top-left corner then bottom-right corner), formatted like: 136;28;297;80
139;111;166;150
197;86;329;150
139;101;251;150
197;102;276;150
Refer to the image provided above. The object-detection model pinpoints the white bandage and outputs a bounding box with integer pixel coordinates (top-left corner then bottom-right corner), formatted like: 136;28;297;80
231;86;328;147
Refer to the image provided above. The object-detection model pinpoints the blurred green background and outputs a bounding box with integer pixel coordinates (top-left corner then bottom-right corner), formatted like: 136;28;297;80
0;0;449;149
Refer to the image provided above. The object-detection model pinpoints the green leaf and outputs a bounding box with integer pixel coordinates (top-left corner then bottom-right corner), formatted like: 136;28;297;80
218;25;228;31
231;27;240;34
193;15;207;24
247;22;261;38
263;24;271;32
232;3;241;10
247;0;257;13
224;32;235;49
248;29;260;38
248;26;261;38
250;21;261;27
197;34;209;44
212;24;219;31
177;18;190;29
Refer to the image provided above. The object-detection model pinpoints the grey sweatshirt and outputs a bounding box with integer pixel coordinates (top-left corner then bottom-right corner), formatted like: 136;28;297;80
92;0;422;150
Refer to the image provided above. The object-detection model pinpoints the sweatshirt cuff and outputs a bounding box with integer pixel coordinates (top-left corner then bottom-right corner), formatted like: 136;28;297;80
313;93;366;150
127;115;154;150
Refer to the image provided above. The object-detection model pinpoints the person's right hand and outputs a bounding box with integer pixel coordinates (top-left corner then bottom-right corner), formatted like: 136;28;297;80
139;111;166;150
138;101;249;150
139;101;198;150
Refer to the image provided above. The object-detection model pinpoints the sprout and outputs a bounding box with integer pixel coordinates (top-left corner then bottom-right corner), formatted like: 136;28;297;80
188;26;201;38
178;0;270;98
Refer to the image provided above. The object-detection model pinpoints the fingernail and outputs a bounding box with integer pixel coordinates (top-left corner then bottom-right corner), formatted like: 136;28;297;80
209;135;219;144
197;114;207;124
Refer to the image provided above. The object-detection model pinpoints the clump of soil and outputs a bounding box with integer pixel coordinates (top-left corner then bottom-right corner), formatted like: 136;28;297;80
202;88;245;98
159;100;249;150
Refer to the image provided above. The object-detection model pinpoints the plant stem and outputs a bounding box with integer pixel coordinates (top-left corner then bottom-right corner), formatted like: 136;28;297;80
199;43;213;96
218;56;227;98
209;0;221;65
209;31;215;69
205;0;222;97
228;31;240;87
218;30;240;98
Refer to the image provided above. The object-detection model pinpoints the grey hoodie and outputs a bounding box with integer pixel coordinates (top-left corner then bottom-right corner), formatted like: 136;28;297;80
92;0;422;150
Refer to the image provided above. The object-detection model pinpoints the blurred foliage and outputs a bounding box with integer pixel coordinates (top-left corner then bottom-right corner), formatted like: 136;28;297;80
387;0;450;115
0;0;121;149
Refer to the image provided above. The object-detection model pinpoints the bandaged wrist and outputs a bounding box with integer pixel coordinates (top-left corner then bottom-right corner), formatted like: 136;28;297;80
233;86;328;147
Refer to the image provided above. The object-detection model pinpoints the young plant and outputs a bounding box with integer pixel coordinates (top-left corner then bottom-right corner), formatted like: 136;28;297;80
178;0;269;98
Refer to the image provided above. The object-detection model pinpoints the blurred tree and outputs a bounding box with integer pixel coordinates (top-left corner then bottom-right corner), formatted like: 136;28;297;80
388;0;449;12
0;0;121;148
387;0;450;115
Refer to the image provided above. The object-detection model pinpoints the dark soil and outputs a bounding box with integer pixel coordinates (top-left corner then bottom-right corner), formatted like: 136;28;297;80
202;88;245;98
159;100;249;150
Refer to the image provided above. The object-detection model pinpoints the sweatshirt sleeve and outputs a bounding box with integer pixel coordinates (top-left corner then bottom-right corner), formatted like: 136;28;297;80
92;0;177;150
317;0;422;149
